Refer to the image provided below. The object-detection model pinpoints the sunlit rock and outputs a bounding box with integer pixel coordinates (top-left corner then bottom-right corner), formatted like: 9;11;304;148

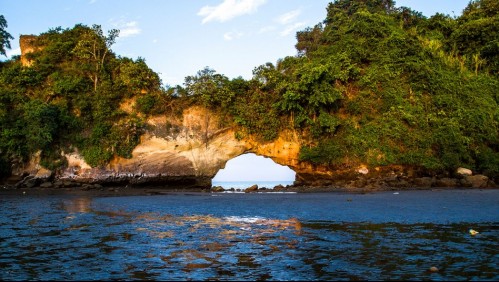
464;175;489;188
245;184;258;193
356;165;369;175
35;168;53;179
456;167;472;176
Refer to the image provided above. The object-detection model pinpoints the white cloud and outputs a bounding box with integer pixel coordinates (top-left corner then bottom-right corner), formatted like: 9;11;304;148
224;31;243;41
258;25;276;34
109;19;141;38
276;9;301;25
198;0;267;24
119;21;141;38
280;22;306;37
272;8;306;37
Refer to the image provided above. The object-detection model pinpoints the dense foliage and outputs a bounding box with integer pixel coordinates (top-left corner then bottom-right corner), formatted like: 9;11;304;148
0;0;498;179
0;24;164;175
288;0;499;176
0;15;13;57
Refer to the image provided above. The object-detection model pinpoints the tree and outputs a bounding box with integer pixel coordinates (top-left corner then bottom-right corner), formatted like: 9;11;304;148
452;0;499;74
184;67;233;109
117;57;161;94
295;24;324;57
72;24;119;91
22;100;60;153
0;15;14;57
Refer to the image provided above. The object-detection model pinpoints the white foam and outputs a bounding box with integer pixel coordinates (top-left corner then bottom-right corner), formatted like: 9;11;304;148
223;216;266;223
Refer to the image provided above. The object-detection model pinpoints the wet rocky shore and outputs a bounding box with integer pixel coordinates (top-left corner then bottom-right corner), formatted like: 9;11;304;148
1;166;496;196
1;179;497;198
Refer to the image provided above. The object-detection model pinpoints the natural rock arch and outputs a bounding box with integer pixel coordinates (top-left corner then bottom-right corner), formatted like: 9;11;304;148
49;106;310;187
12;105;338;188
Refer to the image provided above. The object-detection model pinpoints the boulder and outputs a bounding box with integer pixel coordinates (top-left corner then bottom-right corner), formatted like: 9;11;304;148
21;177;38;188
456;167;473;176
273;184;285;191
464;175;489;188
35;168;53;179
81;184;95;190
353;178;367;188
244;184;258;193
356;166;369;175
63;180;76;187
39;182;53;188
413;177;434;187
390;179;410;188
459;178;473;187
211;186;225;192
435;178;458;187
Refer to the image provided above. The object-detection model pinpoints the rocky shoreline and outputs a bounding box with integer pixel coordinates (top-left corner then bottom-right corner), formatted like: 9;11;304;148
1;180;497;198
1;165;496;197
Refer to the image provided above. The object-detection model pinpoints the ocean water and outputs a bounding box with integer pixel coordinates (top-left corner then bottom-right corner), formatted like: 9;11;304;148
211;180;295;189
1;189;498;281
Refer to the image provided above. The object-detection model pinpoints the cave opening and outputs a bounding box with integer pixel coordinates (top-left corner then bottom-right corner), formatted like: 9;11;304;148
212;153;296;190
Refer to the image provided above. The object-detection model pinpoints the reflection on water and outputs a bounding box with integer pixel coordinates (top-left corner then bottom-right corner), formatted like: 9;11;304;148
0;192;498;281
63;197;92;214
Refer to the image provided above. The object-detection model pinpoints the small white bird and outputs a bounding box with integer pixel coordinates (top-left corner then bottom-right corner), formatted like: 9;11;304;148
469;229;479;236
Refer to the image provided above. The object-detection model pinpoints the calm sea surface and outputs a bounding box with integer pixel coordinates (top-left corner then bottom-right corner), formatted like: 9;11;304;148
212;180;294;189
1;189;498;281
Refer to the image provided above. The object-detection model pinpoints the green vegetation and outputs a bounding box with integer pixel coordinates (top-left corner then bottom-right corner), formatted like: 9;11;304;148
0;24;164;175
0;15;13;57
0;0;498;180
291;0;499;176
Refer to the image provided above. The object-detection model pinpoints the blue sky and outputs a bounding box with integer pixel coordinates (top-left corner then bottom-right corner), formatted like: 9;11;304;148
1;0;472;182
212;153;295;182
3;0;471;87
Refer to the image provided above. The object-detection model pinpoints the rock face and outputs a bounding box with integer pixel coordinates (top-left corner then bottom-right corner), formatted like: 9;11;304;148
6;105;498;190
10;106;302;189
19;35;41;67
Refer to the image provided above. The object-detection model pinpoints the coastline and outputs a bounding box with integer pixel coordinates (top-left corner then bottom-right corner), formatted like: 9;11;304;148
1;184;497;197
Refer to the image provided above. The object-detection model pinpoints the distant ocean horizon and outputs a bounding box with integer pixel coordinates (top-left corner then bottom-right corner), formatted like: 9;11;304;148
211;180;295;189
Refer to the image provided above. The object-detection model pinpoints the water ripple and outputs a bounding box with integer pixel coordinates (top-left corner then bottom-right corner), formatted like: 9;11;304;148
0;191;498;280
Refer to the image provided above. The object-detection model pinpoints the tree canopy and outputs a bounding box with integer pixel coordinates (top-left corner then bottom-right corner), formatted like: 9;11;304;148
0;23;164;174
0;0;498;180
0;15;13;57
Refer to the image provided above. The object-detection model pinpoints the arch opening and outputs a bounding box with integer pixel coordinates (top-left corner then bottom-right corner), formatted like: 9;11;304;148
212;153;296;190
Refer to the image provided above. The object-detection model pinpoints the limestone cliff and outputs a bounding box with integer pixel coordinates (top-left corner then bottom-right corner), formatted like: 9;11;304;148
53;106;305;188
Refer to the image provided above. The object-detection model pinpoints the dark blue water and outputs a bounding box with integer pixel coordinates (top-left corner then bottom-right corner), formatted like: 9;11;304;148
1;189;498;281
